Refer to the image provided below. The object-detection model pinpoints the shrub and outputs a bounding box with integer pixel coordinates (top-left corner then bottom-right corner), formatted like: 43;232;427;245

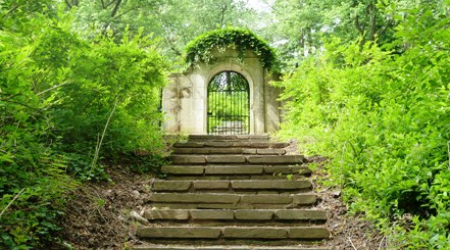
278;6;450;249
0;5;168;248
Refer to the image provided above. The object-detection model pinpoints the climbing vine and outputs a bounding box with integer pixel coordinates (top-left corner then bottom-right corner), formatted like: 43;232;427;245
184;28;278;71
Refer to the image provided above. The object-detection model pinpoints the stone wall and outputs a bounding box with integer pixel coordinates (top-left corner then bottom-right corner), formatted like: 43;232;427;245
162;49;281;135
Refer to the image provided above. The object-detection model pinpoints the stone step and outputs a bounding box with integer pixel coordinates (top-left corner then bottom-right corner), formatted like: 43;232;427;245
161;165;311;177
173;142;289;149
188;135;270;142
172;148;287;155
152;180;312;192
136;226;329;240
145;209;327;222
132;245;330;250
149;193;317;209
166;175;310;181
168;155;305;165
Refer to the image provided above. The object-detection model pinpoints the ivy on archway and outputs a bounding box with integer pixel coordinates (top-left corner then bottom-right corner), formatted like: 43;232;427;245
184;28;278;71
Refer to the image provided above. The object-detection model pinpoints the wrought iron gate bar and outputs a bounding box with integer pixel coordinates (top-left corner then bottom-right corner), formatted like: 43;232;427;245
207;71;250;135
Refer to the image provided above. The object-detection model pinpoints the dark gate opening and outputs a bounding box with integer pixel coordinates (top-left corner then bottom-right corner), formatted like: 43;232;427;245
207;71;250;135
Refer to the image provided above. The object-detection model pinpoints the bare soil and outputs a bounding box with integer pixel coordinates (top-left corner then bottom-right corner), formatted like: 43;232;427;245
57;166;155;250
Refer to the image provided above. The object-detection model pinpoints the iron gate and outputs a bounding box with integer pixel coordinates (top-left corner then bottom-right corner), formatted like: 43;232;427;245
207;71;250;135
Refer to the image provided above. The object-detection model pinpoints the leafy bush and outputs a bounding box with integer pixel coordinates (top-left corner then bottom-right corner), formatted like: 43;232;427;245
0;4;168;249
278;5;450;249
49;29;167;180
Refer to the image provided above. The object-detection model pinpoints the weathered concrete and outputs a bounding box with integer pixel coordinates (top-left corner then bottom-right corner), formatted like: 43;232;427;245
190;210;234;220
206;155;247;164
223;228;287;239
256;149;287;155
173;148;244;155
234;209;273;220
150;193;241;204
205;165;263;175
145;209;190;221
161;165;204;175
193;181;230;190
247;155;305;164
132;245;331;250
153;181;192;191
275;210;327;221
263;165;311;175
135;136;330;248
173;142;205;148
168;156;206;164
292;194;318;205
231;180;311;190
136;227;221;239
288;228;330;239
240;194;292;204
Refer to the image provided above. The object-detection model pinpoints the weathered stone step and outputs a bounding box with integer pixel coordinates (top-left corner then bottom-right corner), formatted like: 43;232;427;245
172;148;287;155
168;155;305;165
145;209;327;222
149;193;317;209
188;135;270;142
173;142;289;149
132;244;330;250
162;165;311;176
152;180;312;192
167;175;310;181
136;226;329;240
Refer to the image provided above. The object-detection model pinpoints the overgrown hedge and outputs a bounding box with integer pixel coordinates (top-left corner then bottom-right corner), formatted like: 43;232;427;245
278;6;450;249
185;28;278;71
0;6;167;249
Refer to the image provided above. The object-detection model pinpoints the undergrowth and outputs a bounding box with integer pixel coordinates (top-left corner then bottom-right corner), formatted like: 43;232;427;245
0;4;168;249
278;4;450;249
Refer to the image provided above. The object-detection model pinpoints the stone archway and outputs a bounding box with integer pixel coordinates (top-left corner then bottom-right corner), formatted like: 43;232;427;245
162;49;281;135
207;71;250;135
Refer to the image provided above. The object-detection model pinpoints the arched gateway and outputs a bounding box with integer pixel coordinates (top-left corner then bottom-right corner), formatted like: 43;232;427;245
162;28;281;135
207;71;250;135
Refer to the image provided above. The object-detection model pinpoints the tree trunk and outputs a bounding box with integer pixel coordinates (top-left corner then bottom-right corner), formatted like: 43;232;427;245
368;4;377;41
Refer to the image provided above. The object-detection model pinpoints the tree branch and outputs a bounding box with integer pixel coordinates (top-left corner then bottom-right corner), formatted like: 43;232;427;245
110;0;122;17
219;5;228;28
36;82;71;96
0;189;25;219
105;0;116;8
2;4;21;18
354;14;365;35
2;100;42;112
64;0;73;8
368;4;377;41
90;97;118;171
260;0;277;12
113;6;140;19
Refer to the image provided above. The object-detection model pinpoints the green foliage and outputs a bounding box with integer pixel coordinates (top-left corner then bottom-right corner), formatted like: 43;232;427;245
269;0;418;70
278;4;450;248
0;12;76;249
69;0;259;64
185;28;278;71
49;29;167;180
0;3;168;249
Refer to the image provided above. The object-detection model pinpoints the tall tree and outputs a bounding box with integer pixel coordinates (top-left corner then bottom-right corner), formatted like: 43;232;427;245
270;0;410;67
67;0;258;62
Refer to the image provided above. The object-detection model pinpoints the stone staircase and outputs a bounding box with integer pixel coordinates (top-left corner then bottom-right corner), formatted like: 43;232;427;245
132;135;330;250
